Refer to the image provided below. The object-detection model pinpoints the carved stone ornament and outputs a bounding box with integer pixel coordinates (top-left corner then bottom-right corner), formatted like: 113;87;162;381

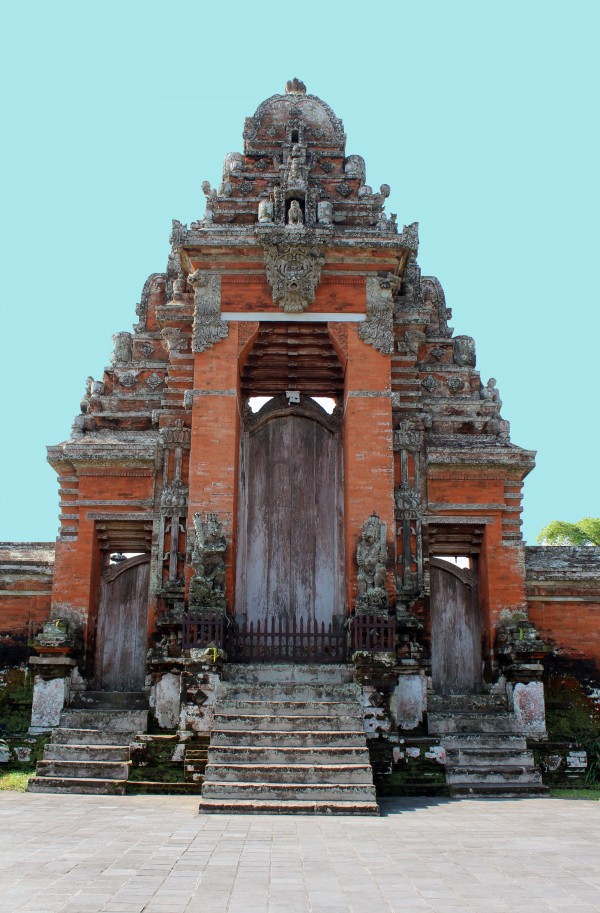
111;332;133;365
139;342;154;357
356;513;389;616
146;373;163;390
393;423;421;452
453;335;476;367
359;276;394;355
422;375;438;393
447;375;464;393
118;371;138;388
336;182;352;197
394;482;422;513
189;270;229;353
189;512;227;613
160;479;188;516
431;346;445;362
320;159;334;173
160;420;191;449
256;224;332;313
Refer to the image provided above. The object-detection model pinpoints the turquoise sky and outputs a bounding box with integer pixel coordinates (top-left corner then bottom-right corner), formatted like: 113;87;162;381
1;0;598;543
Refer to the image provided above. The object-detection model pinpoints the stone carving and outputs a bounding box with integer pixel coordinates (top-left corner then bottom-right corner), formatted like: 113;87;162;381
146;373;163;390
356;513;388;615
320;159;334;173
344;155;366;181
447;375;464;393
189;512;227;613
482;377;501;404
422;375;438;393
285;77;307;95
287;199;303;225
255;158;269;171
453;335;476;367
189;270;229;353
393;423;421;451
160;420;191;449
258;195;274;223
395;483;422;513
201;181;218;221
256;224;331;313
404;329;426;356
317;200;333;224
160;479;188;516
286;144;306;187
359;276;394;355
161;327;182;354
111;332;133;365
33;619;73;650
239;180;254;196
169;221;187;248
336;182;352;197
431;346;445;362
118;371;137;388
139;342;154;357
223;152;243;177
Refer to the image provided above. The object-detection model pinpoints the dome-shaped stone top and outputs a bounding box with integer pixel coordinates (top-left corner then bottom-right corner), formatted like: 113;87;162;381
243;80;346;152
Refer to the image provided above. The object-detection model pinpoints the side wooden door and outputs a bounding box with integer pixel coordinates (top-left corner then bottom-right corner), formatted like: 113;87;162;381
430;557;481;694
95;554;150;691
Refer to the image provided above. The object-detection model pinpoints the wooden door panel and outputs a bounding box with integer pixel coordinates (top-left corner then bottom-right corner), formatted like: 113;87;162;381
237;407;343;629
96;555;149;692
430;558;481;694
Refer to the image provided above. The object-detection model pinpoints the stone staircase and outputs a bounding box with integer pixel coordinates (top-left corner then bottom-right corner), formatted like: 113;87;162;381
427;693;547;797
28;692;148;795
200;663;379;815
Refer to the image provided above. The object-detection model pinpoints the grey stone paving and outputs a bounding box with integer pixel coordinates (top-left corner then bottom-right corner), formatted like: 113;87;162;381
1;794;599;913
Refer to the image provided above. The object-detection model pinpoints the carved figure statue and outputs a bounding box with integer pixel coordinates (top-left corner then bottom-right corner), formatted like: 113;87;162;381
344;154;366;182
482;377;501;405
287;143;305;184
201;180;217;221
189;512;227;612
287;199;304;225
356;513;388;615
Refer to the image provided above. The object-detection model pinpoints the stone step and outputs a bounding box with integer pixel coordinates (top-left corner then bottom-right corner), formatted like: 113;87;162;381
439;733;528;750
68;691;148;710
50;728;137;746
199;798;380;816
223;663;354;685
210;728;365;748
27;776;126;796
212;713;362;732
43;744;130;762
450;784;549;798
36;759;130;780
185;751;208;761
59;708;148;732
208;745;370;765
218;683;361;701
445;766;543;786
428;712;520;735
202;781;377;802
215;700;362;717
427;693;508;713
446;748;535;768
205;763;374;784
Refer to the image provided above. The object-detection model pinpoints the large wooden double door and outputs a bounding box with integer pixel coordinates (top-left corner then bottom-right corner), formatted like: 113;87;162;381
235;397;344;631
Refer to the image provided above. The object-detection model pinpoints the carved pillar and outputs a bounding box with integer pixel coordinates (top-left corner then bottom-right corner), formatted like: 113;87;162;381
158;421;191;596
343;323;395;613
394;422;425;600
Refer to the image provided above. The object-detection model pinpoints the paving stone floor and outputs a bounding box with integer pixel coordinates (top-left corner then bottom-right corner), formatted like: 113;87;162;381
1;793;599;913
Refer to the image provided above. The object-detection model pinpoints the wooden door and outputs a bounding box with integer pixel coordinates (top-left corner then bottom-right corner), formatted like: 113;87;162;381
430;557;481;694
236;398;344;629
95;554;150;691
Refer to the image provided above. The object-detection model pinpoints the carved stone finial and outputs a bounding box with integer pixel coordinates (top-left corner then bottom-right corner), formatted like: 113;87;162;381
287;199;304;225
285;78;307;95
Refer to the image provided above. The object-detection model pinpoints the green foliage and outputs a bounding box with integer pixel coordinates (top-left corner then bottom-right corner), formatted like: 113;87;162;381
537;518;600;546
0;770;33;791
549;788;600;800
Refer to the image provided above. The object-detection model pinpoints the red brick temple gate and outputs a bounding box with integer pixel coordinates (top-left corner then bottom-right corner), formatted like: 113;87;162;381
5;78;598;804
